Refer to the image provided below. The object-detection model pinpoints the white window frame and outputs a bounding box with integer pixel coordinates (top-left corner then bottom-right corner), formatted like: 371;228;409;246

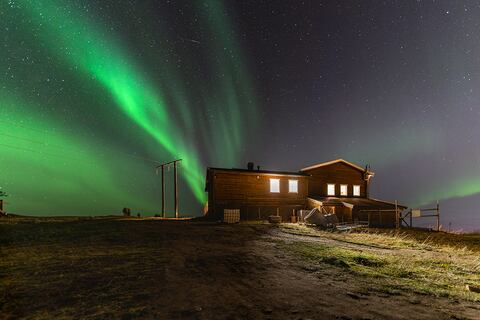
288;179;298;193
340;184;348;196
270;178;280;193
353;185;361;197
327;183;335;196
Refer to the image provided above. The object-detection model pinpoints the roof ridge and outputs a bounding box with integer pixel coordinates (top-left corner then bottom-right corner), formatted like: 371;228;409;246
300;158;373;173
207;167;310;177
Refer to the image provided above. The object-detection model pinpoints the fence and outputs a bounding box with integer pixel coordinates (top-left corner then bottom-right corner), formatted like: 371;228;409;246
400;201;440;231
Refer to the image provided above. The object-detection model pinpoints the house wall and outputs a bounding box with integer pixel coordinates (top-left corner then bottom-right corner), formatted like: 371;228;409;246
303;162;368;198
207;170;308;221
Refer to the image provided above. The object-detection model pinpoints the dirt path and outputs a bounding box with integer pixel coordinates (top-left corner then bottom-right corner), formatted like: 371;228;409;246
256;227;480;319
1;220;478;319
267;227;397;253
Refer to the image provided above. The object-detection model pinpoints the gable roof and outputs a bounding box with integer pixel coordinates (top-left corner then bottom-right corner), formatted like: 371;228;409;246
205;167;309;191
300;158;374;175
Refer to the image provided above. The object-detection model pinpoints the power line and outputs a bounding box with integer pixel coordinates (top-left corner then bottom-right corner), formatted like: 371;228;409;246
0;119;50;134
0;142;90;163
0;132;67;150
156;159;182;218
0;122;163;165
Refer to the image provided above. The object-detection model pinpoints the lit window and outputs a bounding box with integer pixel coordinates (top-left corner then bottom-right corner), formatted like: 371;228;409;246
327;184;335;196
270;179;280;193
353;185;360;196
289;180;298;193
340;184;348;196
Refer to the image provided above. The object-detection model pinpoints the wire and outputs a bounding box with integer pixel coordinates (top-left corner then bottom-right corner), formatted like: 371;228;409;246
0;142;90;163
0;119;49;134
0;132;67;150
0;121;163;164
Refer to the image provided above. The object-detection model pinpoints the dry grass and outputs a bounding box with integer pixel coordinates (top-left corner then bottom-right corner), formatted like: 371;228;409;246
365;227;480;252
280;223;480;252
0;219;175;319
279;224;480;302
1;218;479;319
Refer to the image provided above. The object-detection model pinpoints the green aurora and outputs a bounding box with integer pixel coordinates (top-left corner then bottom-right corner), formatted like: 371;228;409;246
337;119;480;207
0;95;144;214
2;1;480;221
1;1;256;215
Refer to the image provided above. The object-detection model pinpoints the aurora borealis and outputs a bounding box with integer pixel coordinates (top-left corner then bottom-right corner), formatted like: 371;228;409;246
1;1;480;230
1;0;256;215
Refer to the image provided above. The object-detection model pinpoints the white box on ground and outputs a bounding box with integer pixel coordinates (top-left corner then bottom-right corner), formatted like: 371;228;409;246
223;209;240;223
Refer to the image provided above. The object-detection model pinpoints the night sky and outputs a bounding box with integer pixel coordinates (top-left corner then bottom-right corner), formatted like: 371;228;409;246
1;1;479;231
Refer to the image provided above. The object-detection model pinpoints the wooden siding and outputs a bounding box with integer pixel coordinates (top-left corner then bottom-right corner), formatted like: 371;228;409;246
207;170;308;221
303;162;368;198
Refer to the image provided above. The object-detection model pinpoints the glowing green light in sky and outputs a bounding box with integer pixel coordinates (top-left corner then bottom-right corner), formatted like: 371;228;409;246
21;0;205;202
419;172;480;206
0;95;152;214
0;0;257;215
338;120;480;206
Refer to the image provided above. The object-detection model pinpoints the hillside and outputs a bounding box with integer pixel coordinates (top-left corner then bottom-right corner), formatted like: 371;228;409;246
1;218;479;319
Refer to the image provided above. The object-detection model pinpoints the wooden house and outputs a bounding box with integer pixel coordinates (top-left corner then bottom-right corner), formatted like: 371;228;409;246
302;159;407;227
205;163;309;222
205;159;406;227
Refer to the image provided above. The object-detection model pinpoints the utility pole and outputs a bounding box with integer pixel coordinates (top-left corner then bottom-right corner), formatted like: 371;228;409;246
156;165;166;218
174;160;179;219
161;165;165;217
156;159;182;219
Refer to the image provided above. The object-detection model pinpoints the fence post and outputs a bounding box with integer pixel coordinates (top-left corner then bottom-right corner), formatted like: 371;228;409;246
395;200;399;229
436;200;440;232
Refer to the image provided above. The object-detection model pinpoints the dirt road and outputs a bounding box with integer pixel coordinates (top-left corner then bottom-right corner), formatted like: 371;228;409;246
1;219;478;319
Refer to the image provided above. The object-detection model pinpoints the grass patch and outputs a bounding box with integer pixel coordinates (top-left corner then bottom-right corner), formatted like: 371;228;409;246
280;223;480;253
353;255;386;267
283;239;480;302
366;228;480;252
288;242;388;271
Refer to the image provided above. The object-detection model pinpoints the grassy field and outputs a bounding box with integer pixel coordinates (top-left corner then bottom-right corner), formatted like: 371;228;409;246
280;223;480;252
279;224;480;302
1;217;479;319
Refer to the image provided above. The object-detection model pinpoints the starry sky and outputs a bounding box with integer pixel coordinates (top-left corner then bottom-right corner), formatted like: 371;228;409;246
1;1;479;231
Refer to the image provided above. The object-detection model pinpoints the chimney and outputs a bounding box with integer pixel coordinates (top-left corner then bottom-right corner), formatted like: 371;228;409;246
247;162;254;170
364;164;372;198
